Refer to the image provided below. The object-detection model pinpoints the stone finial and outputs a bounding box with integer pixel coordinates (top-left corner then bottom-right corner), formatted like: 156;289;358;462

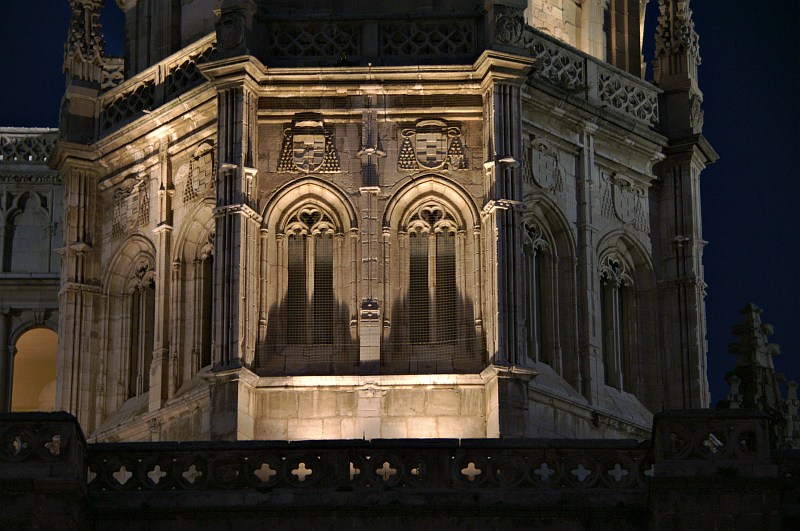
654;0;700;64
63;0;106;84
728;303;781;370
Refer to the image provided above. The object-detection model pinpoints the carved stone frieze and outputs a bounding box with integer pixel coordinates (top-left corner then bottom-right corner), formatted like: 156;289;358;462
277;120;340;173
398;120;466;171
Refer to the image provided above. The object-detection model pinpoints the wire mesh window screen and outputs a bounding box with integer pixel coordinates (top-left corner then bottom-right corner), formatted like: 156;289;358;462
258;206;359;376
286;234;308;345
313;234;334;344
409;232;430;344
201;256;213;367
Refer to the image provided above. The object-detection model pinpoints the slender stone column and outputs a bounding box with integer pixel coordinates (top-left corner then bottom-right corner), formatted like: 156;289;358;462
150;138;173;412
575;124;605;404
482;81;528;368
213;84;261;369
0;309;10;411
652;0;717;408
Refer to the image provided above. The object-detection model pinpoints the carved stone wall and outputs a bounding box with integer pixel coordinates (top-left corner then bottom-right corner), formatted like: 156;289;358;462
51;0;711;445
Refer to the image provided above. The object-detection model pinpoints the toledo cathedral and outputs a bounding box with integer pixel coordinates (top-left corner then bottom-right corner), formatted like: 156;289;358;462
47;0;717;443
7;2;797;529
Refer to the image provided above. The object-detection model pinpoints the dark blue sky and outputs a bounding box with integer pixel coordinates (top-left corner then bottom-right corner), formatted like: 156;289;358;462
0;1;797;404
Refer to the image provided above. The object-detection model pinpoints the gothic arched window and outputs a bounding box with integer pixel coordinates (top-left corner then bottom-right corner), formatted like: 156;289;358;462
285;206;336;346
599;254;633;392
128;258;155;398
523;222;549;366
406;203;458;345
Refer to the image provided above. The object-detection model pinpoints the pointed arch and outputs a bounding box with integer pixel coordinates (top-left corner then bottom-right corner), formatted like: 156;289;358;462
103;235;157;401
521;195;579;388
173;197;216;383
597;230;659;409
382;175;483;374
258;178;358;375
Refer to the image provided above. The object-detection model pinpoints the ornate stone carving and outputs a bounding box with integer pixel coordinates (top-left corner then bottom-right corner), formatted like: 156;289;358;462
111;188;131;241
381;20;476;57
495;5;525;47
101;57;125;90
277;120;340;173
528;38;586;91
265;21;362;59
216;10;245;50
165;45;216;100
601;173;648;232
690;94;704;130
655;0;700;64
599;73;659;125
85;440;651;491
523;137;563;192
599;254;632;288
63;0;105;83
398;120;466;171
100;81;155;132
0;131;57;163
184;143;216;204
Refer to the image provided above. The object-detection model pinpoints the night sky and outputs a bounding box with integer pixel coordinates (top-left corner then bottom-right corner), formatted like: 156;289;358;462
0;1;797;405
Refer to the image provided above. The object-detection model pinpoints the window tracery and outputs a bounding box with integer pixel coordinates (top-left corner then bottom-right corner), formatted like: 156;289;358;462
284;206;336;346
599;253;633;392
405;202;459;346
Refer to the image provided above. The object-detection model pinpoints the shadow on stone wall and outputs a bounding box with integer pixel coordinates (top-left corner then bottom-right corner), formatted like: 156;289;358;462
255;297;357;375
381;293;484;374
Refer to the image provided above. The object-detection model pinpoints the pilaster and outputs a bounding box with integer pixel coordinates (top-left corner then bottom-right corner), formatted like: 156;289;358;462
207;65;262;370
652;0;717;409
0;309;9;411
149;138;173;411
357;98;384;370
53;156;103;433
575;123;605;404
480;74;531;370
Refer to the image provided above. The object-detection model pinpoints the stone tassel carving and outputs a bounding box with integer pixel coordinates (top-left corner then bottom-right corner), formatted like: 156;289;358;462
64;0;106;84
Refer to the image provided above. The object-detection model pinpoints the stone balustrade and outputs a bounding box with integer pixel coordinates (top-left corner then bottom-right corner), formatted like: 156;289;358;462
0;128;57;164
522;27;660;127
1;411;797;529
97;33;217;134
87;438;651;493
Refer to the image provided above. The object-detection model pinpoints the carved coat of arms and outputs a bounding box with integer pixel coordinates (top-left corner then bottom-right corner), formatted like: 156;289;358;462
600;173;648;231
398;120;466;171
278;120;340;173
523;137;563;192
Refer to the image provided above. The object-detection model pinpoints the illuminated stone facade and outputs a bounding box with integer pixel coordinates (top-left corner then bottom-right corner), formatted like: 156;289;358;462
50;0;717;442
0;128;61;412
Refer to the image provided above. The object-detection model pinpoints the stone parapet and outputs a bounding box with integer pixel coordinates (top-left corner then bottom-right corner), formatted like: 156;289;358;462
2;411;797;528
